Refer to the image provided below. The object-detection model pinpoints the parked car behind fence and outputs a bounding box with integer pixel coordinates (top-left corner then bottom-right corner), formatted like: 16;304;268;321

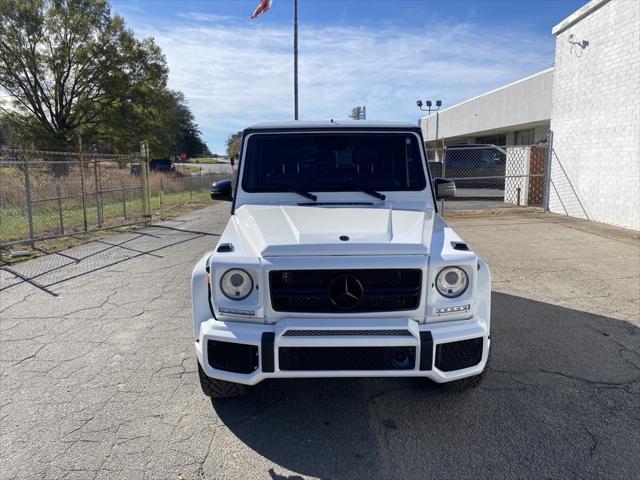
441;144;506;189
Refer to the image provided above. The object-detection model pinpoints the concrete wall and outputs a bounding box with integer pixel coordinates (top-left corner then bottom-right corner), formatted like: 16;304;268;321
421;68;553;142
549;0;640;230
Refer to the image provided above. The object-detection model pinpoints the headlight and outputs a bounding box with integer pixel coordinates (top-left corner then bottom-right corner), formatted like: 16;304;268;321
435;267;468;298
220;269;253;300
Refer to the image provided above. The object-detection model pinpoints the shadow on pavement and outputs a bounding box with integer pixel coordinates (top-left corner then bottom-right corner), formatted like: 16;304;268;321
211;292;640;479
0;225;217;295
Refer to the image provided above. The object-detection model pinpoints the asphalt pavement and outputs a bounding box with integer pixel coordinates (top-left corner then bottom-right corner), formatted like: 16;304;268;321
1;203;639;480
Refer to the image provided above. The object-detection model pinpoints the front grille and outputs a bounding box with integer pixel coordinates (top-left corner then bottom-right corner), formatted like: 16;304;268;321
435;337;483;372
283;329;412;336
269;269;421;313
279;346;416;371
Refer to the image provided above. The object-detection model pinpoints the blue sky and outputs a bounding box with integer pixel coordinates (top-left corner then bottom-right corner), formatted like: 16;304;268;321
111;0;585;153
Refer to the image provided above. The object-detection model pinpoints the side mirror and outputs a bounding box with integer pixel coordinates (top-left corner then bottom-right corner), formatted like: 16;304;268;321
434;178;456;199
212;193;232;201
211;179;233;201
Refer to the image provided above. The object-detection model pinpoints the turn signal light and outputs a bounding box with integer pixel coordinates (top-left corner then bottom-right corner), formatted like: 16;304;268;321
219;307;256;316
435;304;470;314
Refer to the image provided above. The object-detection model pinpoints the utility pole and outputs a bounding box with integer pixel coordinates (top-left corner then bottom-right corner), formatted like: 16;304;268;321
294;0;299;120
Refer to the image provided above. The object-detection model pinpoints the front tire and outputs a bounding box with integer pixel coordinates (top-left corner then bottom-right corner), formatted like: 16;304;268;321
444;351;490;391
447;372;484;391
197;361;251;399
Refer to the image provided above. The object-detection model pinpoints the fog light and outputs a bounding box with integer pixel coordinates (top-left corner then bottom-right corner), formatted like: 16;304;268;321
435;304;470;315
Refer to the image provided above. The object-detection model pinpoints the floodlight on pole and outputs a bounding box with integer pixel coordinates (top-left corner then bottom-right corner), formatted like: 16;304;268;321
416;99;442;115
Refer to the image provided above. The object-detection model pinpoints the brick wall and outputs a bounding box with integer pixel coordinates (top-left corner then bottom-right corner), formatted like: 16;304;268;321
549;0;640;230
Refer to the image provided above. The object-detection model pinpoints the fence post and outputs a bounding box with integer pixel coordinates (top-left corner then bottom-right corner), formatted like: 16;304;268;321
140;158;148;221
160;178;164;221
95;152;104;227
23;149;35;247
543;130;553;213
139;140;152;224
78;137;88;232
56;184;64;234
144;140;151;222
440;147;446;214
91;153;103;228
189;176;193;201
121;181;127;220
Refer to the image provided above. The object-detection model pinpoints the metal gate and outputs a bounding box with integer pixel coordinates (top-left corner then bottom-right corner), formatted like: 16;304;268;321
426;138;551;213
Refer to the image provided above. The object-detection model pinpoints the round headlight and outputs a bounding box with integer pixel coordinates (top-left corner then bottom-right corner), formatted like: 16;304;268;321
435;267;468;298
220;269;253;300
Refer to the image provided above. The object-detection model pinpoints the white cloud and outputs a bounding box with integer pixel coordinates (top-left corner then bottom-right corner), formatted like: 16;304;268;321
130;17;553;152
175;12;234;23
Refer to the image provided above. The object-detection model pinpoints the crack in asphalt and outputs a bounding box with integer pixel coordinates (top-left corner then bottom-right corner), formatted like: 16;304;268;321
1;206;639;479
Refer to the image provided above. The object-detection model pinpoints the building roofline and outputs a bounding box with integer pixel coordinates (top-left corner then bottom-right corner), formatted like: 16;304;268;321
552;0;611;35
421;67;554;122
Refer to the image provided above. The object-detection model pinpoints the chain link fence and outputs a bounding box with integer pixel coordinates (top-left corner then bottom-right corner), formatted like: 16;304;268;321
0;149;146;248
427;142;550;212
0;147;232;252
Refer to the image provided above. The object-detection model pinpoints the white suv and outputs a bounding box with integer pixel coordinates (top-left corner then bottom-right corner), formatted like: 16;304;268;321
192;121;491;398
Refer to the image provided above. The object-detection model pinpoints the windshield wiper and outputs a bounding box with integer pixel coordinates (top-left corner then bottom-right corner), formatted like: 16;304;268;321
272;185;317;201
332;183;386;201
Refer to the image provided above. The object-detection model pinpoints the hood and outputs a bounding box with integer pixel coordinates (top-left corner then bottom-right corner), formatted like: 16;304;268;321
233;204;434;257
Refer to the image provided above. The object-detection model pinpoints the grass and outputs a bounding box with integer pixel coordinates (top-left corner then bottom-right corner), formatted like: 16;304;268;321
190;157;225;164
0;187;213;245
0;195;219;265
174;165;204;174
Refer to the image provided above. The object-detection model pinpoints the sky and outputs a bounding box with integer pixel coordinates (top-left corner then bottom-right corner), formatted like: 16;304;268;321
111;0;586;154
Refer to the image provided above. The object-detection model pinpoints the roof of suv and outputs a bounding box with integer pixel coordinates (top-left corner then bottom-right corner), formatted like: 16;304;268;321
245;120;419;130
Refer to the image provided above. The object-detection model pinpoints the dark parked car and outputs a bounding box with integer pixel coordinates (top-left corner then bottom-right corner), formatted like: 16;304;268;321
130;158;175;175
149;158;174;172
210;179;232;200
442;144;506;189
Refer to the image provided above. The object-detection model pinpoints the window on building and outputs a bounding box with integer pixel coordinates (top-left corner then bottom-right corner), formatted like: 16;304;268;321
515;129;535;145
475;134;506;146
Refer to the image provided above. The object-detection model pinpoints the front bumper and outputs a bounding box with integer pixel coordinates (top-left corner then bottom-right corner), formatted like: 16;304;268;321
195;316;490;385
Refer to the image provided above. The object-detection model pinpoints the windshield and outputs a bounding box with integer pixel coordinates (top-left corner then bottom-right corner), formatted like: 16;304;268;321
241;132;427;193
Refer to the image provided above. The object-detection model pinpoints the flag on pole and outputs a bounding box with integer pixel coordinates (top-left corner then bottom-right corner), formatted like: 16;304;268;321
250;0;272;19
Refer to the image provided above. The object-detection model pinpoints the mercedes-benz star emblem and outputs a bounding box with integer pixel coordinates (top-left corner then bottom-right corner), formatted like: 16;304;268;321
328;274;364;309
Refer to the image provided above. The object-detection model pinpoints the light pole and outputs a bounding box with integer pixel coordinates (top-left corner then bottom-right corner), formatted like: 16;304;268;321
294;0;299;120
417;100;443;163
416;99;442;115
417;99;443;141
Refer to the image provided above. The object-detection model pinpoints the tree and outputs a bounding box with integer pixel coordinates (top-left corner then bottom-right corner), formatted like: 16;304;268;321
349;106;366;120
226;131;241;159
0;111;15;146
169;91;210;158
0;0;168;148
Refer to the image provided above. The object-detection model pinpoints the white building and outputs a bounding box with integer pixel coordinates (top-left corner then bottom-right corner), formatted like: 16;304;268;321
421;0;640;230
549;0;639;230
421;68;553;147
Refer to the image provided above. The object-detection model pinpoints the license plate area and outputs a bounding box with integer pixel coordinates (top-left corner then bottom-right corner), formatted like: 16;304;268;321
278;346;416;371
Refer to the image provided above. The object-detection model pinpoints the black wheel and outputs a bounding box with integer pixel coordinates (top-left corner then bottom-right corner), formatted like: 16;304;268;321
447;372;484;391
444;350;490;391
197;361;251;399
